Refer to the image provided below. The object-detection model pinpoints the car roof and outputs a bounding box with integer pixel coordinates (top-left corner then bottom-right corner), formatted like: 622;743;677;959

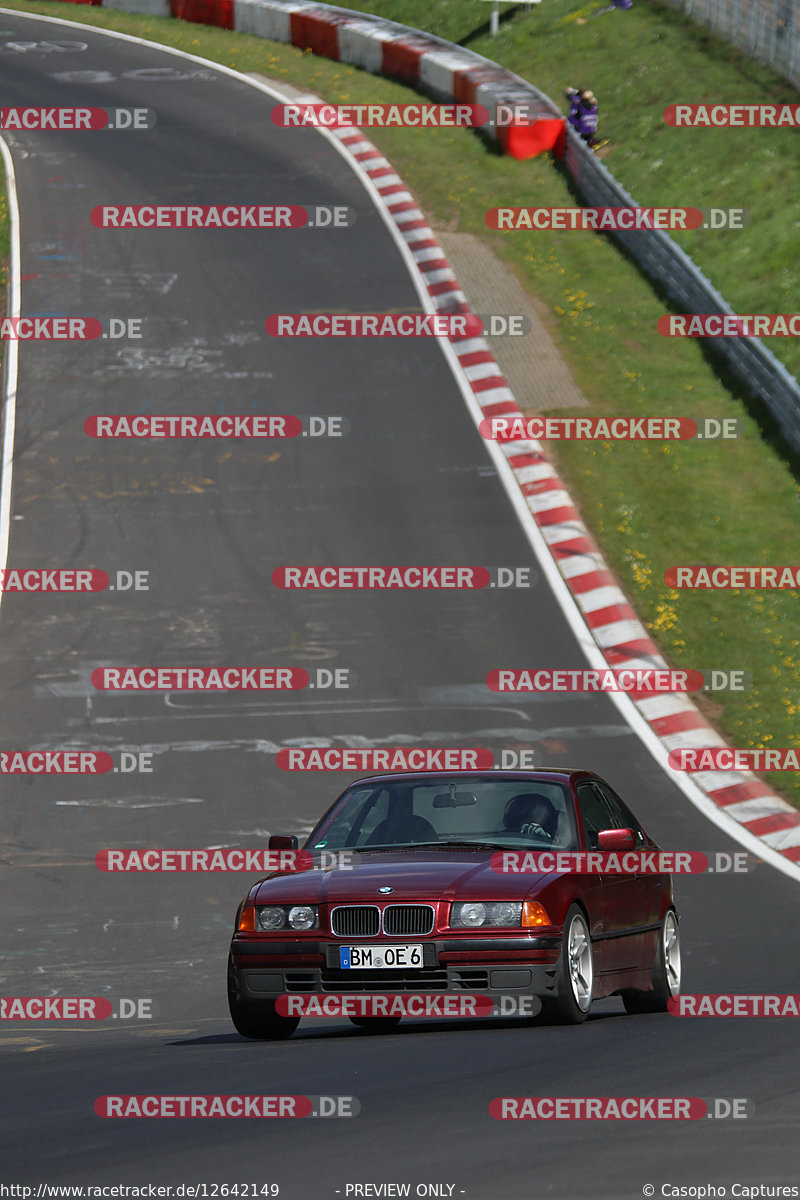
341;768;602;785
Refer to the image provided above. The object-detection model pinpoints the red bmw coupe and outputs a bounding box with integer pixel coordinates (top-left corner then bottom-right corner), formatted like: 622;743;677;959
228;769;681;1038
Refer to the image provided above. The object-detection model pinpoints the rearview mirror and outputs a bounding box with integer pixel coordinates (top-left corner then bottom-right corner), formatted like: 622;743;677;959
432;790;478;808
268;834;299;850
597;828;635;851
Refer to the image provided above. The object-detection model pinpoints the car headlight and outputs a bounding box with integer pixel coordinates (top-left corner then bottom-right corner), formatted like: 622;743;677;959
450;901;523;928
288;905;317;930
255;904;319;932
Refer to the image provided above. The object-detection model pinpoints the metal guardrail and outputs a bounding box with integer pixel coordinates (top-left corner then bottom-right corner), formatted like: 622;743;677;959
560;129;800;450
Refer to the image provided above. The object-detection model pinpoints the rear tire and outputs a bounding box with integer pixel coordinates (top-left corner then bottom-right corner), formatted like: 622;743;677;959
227;954;299;1040
622;909;681;1014
542;905;594;1025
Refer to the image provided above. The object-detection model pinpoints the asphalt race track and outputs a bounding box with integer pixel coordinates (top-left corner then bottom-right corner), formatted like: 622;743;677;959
0;10;798;1198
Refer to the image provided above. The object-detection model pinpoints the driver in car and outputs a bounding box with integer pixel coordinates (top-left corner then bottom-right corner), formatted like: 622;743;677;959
503;793;558;840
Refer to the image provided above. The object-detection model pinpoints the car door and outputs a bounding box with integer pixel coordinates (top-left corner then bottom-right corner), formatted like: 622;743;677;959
595;779;665;963
575;781;651;974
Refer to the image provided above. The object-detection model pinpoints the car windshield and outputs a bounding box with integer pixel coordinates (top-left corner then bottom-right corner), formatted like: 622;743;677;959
308;776;579;851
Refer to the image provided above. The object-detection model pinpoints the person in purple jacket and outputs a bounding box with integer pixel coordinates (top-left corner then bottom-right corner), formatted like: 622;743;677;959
565;88;599;146
576;0;630;21
590;0;632;13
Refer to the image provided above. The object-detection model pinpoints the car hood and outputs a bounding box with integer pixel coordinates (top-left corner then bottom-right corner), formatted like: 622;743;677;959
252;849;554;903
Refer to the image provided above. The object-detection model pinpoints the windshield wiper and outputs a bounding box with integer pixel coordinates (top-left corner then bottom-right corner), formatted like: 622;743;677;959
404;840;512;851
356;841;499;852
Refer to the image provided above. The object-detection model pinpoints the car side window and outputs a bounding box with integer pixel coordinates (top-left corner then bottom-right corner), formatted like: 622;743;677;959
595;782;648;848
576;782;617;850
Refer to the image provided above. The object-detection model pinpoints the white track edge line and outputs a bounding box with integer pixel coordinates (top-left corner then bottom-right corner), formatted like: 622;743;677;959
0;132;20;619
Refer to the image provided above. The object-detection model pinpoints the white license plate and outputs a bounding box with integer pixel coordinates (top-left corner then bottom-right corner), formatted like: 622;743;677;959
339;943;423;969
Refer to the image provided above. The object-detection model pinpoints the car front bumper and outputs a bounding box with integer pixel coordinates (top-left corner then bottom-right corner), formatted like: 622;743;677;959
230;935;562;1005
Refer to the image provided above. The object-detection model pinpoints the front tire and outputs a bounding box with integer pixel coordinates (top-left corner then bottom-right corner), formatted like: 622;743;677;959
622;909;681;1014
543;905;594;1024
227;954;299;1040
348;1016;402;1030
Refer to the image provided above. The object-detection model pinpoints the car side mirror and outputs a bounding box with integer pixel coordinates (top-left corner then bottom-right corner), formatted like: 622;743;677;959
268;834;299;850
597;828;635;851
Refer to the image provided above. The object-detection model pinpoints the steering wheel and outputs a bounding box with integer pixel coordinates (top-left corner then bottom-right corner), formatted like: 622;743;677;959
520;821;554;841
